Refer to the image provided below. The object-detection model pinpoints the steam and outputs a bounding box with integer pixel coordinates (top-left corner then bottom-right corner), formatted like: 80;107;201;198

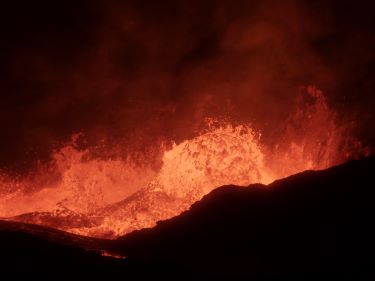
0;0;374;172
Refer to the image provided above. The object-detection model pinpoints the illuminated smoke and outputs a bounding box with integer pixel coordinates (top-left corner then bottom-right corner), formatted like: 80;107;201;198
0;86;367;238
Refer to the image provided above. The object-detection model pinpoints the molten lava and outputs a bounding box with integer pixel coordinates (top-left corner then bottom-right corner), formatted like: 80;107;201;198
0;86;367;238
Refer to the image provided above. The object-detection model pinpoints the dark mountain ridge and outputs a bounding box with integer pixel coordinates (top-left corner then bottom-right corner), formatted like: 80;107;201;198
112;156;375;278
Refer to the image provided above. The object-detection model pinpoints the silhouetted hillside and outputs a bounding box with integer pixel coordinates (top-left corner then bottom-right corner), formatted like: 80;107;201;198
112;156;375;279
0;220;129;277
1;157;374;279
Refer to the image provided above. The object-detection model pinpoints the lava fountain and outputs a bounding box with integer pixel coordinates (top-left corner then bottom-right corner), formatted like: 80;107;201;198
0;86;367;238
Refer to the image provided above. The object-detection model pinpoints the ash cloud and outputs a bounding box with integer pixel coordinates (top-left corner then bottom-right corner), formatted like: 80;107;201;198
0;0;374;173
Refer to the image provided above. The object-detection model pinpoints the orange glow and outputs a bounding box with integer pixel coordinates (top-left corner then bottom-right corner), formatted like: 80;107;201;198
100;250;126;259
0;86;367;238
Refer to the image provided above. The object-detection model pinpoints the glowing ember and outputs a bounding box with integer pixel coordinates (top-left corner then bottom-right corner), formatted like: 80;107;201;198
100;250;126;259
0;86;367;238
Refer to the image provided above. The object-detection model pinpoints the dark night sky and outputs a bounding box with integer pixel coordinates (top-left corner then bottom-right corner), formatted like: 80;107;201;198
0;0;374;173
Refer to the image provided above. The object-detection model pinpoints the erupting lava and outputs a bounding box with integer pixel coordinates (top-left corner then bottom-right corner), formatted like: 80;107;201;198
0;86;367;238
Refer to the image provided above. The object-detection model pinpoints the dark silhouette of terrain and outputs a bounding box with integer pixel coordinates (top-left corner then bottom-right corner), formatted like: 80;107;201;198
0;220;129;277
1;157;374;279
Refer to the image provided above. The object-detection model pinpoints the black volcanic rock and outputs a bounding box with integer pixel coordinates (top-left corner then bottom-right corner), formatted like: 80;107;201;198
112;157;375;279
0;220;128;277
1;157;375;279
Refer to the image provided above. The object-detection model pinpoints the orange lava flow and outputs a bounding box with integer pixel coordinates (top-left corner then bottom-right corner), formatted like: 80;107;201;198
0;86;367;238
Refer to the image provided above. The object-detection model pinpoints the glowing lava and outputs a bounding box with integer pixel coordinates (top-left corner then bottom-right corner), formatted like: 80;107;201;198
0;86;367;238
